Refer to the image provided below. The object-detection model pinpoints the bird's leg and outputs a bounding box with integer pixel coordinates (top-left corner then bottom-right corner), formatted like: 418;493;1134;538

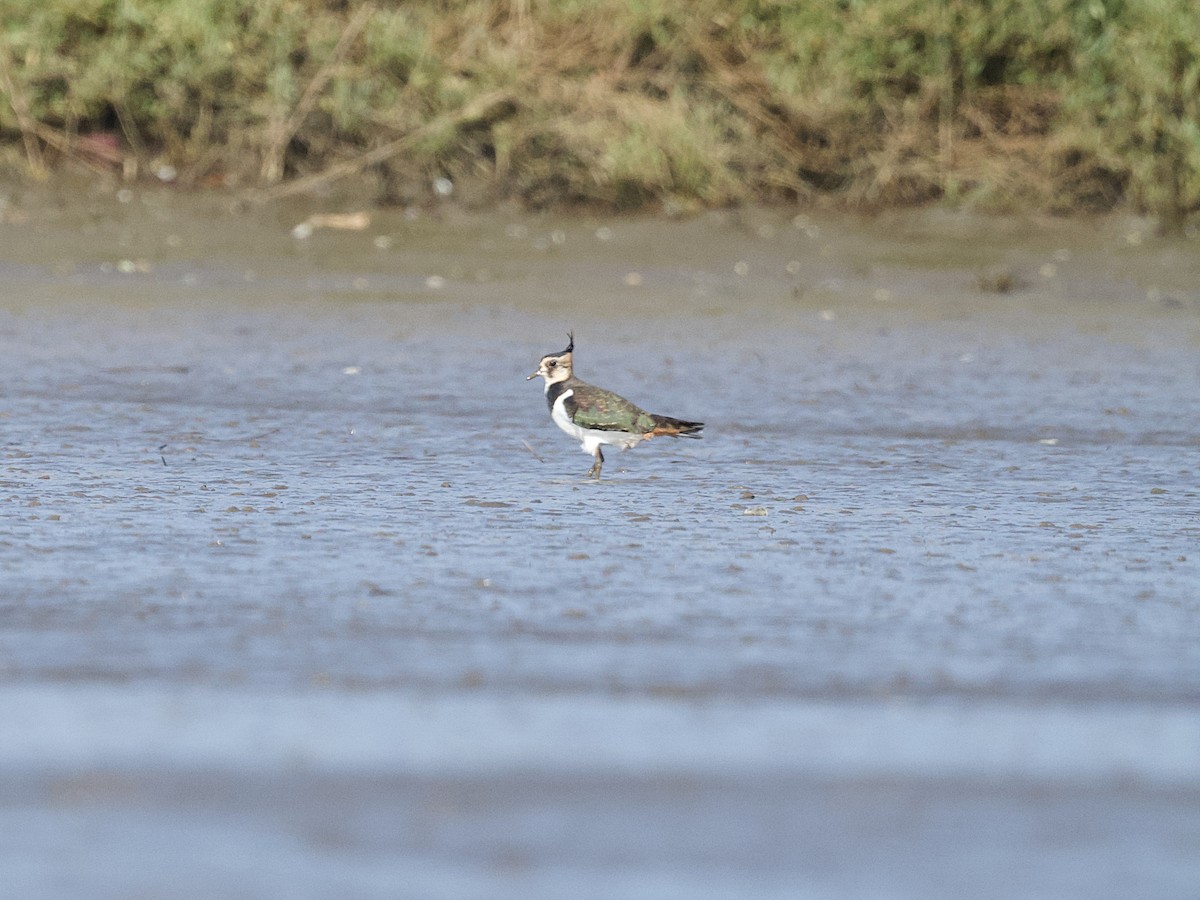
586;446;604;479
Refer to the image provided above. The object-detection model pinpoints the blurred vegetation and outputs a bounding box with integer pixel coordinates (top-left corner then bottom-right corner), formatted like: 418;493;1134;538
1;0;1197;227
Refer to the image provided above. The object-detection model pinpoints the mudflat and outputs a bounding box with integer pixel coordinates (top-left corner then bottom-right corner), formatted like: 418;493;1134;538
1;186;1198;898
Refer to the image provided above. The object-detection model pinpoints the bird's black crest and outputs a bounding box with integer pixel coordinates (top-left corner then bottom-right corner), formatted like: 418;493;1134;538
562;331;574;355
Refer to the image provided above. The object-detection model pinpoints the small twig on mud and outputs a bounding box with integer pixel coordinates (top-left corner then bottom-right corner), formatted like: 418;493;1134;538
261;1;378;183
522;441;545;463
248;91;516;202
181;427;282;446
244;428;283;443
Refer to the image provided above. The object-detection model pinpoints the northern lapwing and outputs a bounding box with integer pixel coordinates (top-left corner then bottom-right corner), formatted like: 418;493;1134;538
527;333;703;479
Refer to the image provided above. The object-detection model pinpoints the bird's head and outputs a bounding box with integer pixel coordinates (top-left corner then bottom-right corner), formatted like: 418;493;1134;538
527;331;575;385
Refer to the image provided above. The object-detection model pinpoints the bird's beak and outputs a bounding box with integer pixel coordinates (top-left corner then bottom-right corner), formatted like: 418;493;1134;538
526;370;540;381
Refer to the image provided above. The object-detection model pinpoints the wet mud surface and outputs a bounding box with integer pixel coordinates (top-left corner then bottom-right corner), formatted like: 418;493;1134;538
1;185;1199;897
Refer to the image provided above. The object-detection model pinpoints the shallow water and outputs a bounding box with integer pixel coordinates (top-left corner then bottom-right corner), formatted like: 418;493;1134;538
1;184;1199;898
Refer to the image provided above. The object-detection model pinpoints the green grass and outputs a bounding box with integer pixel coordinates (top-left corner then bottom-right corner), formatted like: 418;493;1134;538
1;0;1197;229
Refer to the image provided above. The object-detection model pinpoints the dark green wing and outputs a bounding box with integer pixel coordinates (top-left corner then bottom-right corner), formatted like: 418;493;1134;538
566;382;657;433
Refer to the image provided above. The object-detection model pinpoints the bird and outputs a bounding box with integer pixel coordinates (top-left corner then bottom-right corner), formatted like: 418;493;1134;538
527;332;703;479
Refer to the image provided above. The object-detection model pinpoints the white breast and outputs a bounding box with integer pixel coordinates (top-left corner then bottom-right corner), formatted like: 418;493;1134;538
550;388;584;440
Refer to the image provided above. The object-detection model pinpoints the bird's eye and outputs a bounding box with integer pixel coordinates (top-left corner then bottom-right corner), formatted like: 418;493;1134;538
547;360;557;368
